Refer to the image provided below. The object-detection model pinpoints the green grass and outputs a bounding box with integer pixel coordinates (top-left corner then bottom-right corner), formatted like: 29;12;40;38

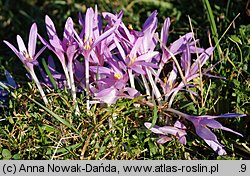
0;0;249;160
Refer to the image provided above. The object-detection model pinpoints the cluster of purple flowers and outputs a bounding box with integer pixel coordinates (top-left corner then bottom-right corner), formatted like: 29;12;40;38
3;6;245;155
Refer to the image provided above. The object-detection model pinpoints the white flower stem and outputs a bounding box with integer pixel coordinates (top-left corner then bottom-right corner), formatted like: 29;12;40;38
128;69;135;89
85;57;90;112
141;74;151;99
29;69;48;105
146;68;161;104
62;62;71;90
68;61;80;115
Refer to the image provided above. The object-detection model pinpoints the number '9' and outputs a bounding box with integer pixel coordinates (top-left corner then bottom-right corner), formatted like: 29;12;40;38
241;164;246;172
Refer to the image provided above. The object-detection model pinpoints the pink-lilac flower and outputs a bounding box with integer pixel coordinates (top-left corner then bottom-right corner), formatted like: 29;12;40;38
3;23;48;105
4;23;46;72
72;7;122;111
144;121;187;144
39;15;78;90
167;108;246;155
90;51;140;104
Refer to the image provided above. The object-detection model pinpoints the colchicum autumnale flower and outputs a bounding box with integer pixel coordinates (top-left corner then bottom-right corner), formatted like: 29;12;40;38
4;23;48;105
3;7;246;156
167;108;246;155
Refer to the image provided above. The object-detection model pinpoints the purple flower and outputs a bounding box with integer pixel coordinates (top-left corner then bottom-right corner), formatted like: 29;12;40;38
167;108;246;155
4;23;46;72
39;15;78;90
73;7;122;59
71;7;122;111
144;121;187;144
40;15;77;64
94;86;140;104
166;47;215;107
4;23;48;105
90;54;140;104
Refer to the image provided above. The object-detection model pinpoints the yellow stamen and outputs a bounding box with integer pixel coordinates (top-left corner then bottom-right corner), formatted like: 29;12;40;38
84;37;87;43
83;37;93;50
128;24;133;30
114;73;121;80
24;51;32;61
169;80;173;89
84;43;91;50
130;57;136;64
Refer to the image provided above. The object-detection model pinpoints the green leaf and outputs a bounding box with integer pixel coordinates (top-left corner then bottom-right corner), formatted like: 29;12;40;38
0;82;10;91
12;154;21;160
42;124;57;133
229;35;242;45
28;97;79;134
8;116;14;124
2;149;12;160
42;58;58;89
96;146;106;159
148;140;157;155
55;143;82;154
151;99;158;127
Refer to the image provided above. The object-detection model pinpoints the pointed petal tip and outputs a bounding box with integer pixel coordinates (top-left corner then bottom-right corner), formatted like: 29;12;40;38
144;122;152;129
208;113;247;119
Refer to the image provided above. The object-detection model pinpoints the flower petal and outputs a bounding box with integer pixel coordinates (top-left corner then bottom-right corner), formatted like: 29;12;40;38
28;23;37;57
178;135;187;145
144;122;164;135
136;51;158;62
3;40;19;57
202;119;243;137
206;113;247;119
63;17;74;41
45;15;57;39
174;120;187;130
95;87;118;104
159;126;186;137
160;17;170;46
190;47;214;76
157;135;172;144
85;8;94;40
195;125;218;141
16;35;27;54
203;139;226;155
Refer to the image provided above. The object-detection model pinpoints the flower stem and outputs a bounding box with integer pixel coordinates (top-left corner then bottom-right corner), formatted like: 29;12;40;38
68;61;80;115
85;57;90;111
62;62;71;90
141;74;151;99
128;69;135;89
146;68;161;104
29;69;48;105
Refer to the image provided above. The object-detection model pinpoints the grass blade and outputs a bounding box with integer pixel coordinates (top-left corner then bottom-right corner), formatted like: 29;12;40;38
42;58;58;89
29;97;79;134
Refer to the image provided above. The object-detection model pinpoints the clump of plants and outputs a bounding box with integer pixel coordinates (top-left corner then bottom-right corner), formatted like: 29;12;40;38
2;5;246;156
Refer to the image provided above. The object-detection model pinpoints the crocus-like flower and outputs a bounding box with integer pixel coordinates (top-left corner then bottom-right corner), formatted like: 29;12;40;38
166;47;214;107
94;86;140;104
40;15;81;114
4;23;46;72
4;23;48;105
72;7;122;111
39;15;78;89
144;121;187;144
167;108;246;155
